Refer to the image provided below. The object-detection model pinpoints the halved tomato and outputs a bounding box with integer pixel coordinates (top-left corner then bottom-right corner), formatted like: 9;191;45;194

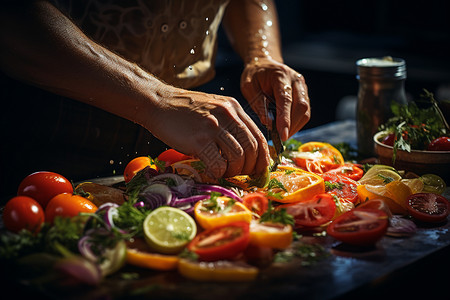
325;163;364;181
327;208;389;246
291;142;345;174
242;192;269;217
321;173;359;204
406;193;449;223
278;193;336;228
187;221;250;262
157;149;192;167
357;198;392;218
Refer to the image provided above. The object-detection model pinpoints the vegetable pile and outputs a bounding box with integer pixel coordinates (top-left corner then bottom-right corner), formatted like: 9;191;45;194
1;144;449;291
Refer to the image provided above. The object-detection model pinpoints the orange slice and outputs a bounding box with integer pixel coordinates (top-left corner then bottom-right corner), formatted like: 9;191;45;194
357;180;413;215
125;238;179;271
249;220;293;249
194;196;252;230
291;142;345;173
265;169;325;203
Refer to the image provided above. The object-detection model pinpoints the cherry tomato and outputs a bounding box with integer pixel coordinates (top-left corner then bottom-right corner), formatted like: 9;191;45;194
123;156;155;183
278;193;336;228
17;171;73;208
321;173;359;204
2;196;45;233
381;133;396;146
327;208;389;246
405;193;449;223
157;149;192;167
45;193;98;224
325;163;364;181
242;192;269;217
187;221;250;262
427;136;450;151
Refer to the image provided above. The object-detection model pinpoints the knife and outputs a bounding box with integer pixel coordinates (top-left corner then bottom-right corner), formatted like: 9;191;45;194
266;98;285;172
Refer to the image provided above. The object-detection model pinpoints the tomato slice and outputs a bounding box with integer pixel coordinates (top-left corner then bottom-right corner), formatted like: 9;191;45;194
325;163;364;181
321;173;359;204
357;198;392;218
187;221;250;261
157;149;192;167
327;208;389;246
278;193;336;228
406;193;449;223
249;220;293;249
242;192;269;217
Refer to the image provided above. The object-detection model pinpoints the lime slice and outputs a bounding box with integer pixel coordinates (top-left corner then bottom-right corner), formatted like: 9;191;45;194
420;174;447;194
99;239;127;276
359;166;401;185
143;207;197;254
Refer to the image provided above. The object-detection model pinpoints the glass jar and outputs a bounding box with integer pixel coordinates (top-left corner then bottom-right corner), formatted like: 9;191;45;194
356;57;407;157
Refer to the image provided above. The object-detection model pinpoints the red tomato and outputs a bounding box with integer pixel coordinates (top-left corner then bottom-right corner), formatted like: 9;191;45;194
325;163;364;181
406;193;449;223
242;192;269;217
357;198;392;218
2;196;45;233
381;133;396;146
157;149;191;167
427;136;450;151
17;171;73;208
278;194;336;228
45;193;98;224
124;156;154;183
327;208;389;246
321;173;359;204
187;221;250;262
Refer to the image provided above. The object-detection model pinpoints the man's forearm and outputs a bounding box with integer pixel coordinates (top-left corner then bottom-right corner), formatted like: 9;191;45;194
0;1;162;127
222;0;283;65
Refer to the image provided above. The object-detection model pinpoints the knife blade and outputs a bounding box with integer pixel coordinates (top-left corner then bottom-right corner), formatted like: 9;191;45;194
266;98;285;172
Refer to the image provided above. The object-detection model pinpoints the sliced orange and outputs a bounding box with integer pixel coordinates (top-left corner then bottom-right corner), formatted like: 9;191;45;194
125;238;179;271
194;196;252;230
265;169;325;203
178;258;258;282
249;220;293;250
356;180;413;215
291;142;345;174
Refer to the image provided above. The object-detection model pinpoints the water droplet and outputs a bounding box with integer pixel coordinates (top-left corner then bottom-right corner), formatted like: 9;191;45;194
206;30;210;36
261;3;268;11
205;17;209;21
262;41;268;48
266;20;272;27
188;65;193;70
190;49;195;54
109;160;114;164
220;87;225;91
173;64;176;68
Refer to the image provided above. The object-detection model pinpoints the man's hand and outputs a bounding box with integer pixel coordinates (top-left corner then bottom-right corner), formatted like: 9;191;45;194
240;57;311;141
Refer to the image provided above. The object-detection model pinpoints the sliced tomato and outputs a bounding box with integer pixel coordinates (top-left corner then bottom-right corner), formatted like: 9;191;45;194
278;193;336;228
327;208;389;246
157;149;192;167
242;192;269;217
357;198;392;218
325;163;364;181
187;221;250;262
249;220;293;249
405;193;449;223
321;173;359;204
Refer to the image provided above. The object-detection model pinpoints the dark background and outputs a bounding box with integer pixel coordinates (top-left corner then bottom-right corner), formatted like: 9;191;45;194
206;0;450;128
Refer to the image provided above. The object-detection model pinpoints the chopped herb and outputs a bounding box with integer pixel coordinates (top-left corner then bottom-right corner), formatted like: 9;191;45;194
266;190;284;200
259;201;294;226
284;169;295;175
268;178;287;192
324;181;344;191
378;173;394;184
200;192;235;213
191;160;206;172
274;242;329;265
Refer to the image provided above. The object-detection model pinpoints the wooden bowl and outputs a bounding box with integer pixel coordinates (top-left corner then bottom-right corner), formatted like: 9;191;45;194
373;131;450;182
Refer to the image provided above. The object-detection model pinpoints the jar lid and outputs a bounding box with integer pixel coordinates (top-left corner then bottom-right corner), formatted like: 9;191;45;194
356;56;406;80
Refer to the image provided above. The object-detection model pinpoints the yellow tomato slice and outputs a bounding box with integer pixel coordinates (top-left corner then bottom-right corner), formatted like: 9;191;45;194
292;142;345;174
125;238;179;271
194;196;252;230
266;170;325;203
178;258;259;282
249;220;293;249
